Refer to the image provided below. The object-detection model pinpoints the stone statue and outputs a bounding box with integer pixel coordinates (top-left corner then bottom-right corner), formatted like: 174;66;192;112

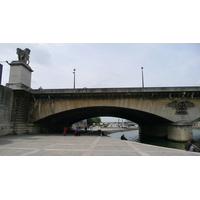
167;101;195;115
16;48;31;65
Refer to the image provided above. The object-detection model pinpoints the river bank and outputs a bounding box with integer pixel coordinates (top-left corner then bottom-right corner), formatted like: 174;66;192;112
107;128;200;151
87;126;138;134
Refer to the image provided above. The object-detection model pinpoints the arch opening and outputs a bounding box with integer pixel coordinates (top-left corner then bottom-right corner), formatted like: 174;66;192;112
33;106;172;133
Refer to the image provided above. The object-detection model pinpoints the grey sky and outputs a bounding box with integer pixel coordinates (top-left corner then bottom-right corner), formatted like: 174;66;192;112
1;43;200;89
1;43;200;122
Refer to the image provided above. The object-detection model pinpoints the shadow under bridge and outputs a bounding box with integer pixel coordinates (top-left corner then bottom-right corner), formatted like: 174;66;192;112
35;106;172;133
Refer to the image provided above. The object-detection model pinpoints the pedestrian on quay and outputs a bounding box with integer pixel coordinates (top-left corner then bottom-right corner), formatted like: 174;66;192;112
74;127;80;136
63;127;67;136
185;140;200;152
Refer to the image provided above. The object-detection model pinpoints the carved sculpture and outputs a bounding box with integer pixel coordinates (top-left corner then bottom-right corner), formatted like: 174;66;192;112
16;48;31;65
167;101;195;115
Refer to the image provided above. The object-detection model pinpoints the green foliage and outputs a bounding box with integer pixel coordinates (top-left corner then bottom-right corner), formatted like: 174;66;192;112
87;117;101;125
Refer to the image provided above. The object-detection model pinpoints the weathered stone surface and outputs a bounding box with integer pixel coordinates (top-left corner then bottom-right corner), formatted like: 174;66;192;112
1;85;200;141
6;61;33;89
11;90;32;134
29;87;200;141
0;85;13;136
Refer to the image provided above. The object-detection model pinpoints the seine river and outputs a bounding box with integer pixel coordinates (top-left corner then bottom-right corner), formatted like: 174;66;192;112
108;128;200;150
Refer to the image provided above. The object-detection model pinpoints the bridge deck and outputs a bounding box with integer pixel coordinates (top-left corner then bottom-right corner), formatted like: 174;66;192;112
0;134;199;156
30;86;200;100
31;86;200;93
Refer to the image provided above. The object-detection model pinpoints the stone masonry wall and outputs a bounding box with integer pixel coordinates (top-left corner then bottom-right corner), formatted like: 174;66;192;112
0;85;13;136
11;90;32;134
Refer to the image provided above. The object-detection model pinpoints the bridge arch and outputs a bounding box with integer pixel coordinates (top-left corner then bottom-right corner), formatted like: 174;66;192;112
28;87;200;141
36;106;172;124
33;106;172;135
30;97;177;123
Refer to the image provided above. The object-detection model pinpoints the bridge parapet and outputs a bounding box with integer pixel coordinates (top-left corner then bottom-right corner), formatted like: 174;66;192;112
31;86;200;93
31;87;200;100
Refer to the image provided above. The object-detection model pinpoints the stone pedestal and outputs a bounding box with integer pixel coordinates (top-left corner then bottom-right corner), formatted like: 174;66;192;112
6;61;33;89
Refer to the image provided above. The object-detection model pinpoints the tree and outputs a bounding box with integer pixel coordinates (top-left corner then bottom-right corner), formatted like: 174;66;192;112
87;117;101;126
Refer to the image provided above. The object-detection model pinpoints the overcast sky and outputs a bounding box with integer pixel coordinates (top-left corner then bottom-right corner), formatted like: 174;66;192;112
1;1;200;122
1;43;200;122
1;43;200;89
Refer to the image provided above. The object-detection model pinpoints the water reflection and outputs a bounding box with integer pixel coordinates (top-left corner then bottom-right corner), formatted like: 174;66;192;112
108;128;200;150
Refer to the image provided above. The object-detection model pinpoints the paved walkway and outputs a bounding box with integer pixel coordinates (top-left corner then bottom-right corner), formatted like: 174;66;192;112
0;133;199;156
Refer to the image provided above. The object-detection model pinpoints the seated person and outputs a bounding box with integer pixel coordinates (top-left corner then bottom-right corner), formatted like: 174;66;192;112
121;134;127;140
185;140;200;152
102;132;107;136
98;130;102;136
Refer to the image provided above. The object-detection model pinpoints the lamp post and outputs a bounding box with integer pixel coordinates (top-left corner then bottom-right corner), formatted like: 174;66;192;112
141;67;144;87
0;63;3;85
73;69;76;89
0;61;8;85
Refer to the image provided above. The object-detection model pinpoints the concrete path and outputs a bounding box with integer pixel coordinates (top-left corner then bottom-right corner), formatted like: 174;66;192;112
0;134;199;156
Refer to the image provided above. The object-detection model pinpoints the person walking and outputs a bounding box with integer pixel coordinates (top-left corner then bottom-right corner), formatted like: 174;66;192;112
63;127;67;136
74;127;78;136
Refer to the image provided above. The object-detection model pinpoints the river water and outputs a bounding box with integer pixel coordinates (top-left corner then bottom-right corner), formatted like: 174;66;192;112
109;128;200;150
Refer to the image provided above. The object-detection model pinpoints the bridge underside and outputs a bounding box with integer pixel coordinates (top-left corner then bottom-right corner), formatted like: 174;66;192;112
31;106;193;141
34;106;171;133
37;106;172;124
25;86;200;141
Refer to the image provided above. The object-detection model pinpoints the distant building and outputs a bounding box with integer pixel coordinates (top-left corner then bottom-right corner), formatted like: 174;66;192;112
193;121;200;127
71;119;87;130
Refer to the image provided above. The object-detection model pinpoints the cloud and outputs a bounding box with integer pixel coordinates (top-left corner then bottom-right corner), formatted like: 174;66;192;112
1;43;200;89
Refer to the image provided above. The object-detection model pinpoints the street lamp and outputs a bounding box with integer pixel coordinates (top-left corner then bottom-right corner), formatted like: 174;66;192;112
0;61;9;85
0;63;3;85
73;69;76;89
141;67;144;87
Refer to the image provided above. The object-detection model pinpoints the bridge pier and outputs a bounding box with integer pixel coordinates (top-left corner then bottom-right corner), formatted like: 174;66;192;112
27;123;41;134
139;121;193;142
139;124;168;138
167;121;193;142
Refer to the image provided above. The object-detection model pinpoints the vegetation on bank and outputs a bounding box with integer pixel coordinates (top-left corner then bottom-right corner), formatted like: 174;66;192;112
87;117;102;126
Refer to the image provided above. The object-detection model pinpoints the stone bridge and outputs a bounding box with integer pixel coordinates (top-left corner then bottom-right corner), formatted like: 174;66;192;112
1;48;200;142
27;87;200;141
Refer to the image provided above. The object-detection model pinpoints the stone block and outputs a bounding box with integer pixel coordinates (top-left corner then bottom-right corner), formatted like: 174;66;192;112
7;61;33;89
